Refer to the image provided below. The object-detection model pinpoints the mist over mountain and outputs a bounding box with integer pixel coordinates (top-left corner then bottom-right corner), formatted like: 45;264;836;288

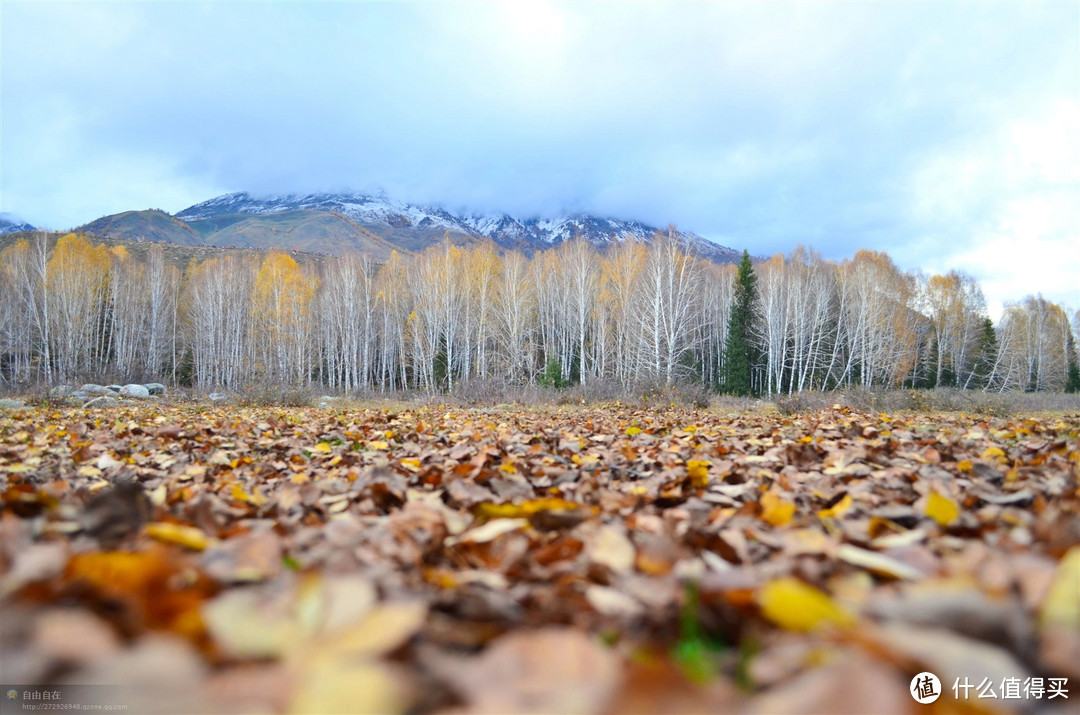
0;213;35;235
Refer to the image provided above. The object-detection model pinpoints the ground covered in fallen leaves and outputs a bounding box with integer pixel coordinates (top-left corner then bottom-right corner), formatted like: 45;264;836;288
1;403;1078;714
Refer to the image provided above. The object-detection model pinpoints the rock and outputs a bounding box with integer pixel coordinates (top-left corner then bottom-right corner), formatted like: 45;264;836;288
119;384;151;399
83;396;119;409
143;383;166;396
209;392;229;402
317;395;335;408
66;390;90;403
49;385;73;398
0;398;25;409
79;384;114;396
106;385;122;393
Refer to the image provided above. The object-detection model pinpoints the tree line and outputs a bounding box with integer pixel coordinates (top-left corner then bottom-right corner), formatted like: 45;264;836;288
1;231;1078;394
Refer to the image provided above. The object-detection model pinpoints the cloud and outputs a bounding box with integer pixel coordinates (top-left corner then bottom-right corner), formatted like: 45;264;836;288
901;98;1080;318
1;1;1076;316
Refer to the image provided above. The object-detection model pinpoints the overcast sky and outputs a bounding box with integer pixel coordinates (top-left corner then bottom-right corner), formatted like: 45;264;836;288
2;1;1077;318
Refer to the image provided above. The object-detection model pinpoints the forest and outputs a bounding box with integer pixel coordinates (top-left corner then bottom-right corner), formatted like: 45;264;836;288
1;231;1078;395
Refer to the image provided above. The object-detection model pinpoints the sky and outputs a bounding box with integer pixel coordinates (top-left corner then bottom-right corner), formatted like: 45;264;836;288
2;1;1077;319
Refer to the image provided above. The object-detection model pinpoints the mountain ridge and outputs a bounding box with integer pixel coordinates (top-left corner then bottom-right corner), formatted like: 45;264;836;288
0;213;36;235
176;191;742;262
59;191;741;263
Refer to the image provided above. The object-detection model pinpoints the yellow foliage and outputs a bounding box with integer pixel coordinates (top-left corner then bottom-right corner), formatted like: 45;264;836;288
475;497;585;520
251;251;317;333
925;490;959;526
817;493;853;519
145;522;212;551
686;460;710;488
1040;547;1080;629
758;577;855;631
760;490;796;527
230;483;269;507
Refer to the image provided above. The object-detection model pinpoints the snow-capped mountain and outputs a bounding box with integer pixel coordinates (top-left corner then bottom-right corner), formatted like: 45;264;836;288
176;192;740;262
0;213;36;235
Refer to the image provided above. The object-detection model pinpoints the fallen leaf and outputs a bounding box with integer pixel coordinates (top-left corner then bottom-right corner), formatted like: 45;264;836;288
334;602;427;657
447;518;528;545
817;493;852;519
835;544;923;580
1041;546;1080;629
588;525;635;573
758;577;855;632
925;491;958;527
427;627;621;714
686;460;710;488
759;491;796;527
146;522;213;551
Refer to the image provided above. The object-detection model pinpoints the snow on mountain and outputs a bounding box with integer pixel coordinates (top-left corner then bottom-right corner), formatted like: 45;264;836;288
0;213;36;235
175;192;740;262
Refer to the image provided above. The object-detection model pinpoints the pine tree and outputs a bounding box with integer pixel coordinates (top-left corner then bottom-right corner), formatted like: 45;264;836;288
1066;331;1080;394
722;249;756;396
971;317;998;389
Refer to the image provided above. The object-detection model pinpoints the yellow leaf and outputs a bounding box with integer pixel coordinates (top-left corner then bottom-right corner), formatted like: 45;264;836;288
145;522;212;551
759;491;796;527
626;426;641;436
77;465;103;477
230;484;269;507
957;459;973;473
475;497;584;521
369;441;389;450
313;442;332;453
1041;547;1080;629
289;657;404;715
400;458;421;471
498;462;518;474
925;490;959;527
334;602;427;658
818;494;853;519
686;460;710;488
758;577;855;632
796;436;814;443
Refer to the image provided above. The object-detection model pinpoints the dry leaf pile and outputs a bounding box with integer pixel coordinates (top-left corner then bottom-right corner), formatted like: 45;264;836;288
1;403;1078;713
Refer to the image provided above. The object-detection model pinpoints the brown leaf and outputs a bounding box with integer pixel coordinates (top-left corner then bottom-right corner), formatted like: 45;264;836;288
428;627;621;714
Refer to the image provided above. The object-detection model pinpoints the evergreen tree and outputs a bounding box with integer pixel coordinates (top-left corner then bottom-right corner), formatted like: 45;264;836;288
1066;331;1080;394
722;250;756;396
971;317;998;389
